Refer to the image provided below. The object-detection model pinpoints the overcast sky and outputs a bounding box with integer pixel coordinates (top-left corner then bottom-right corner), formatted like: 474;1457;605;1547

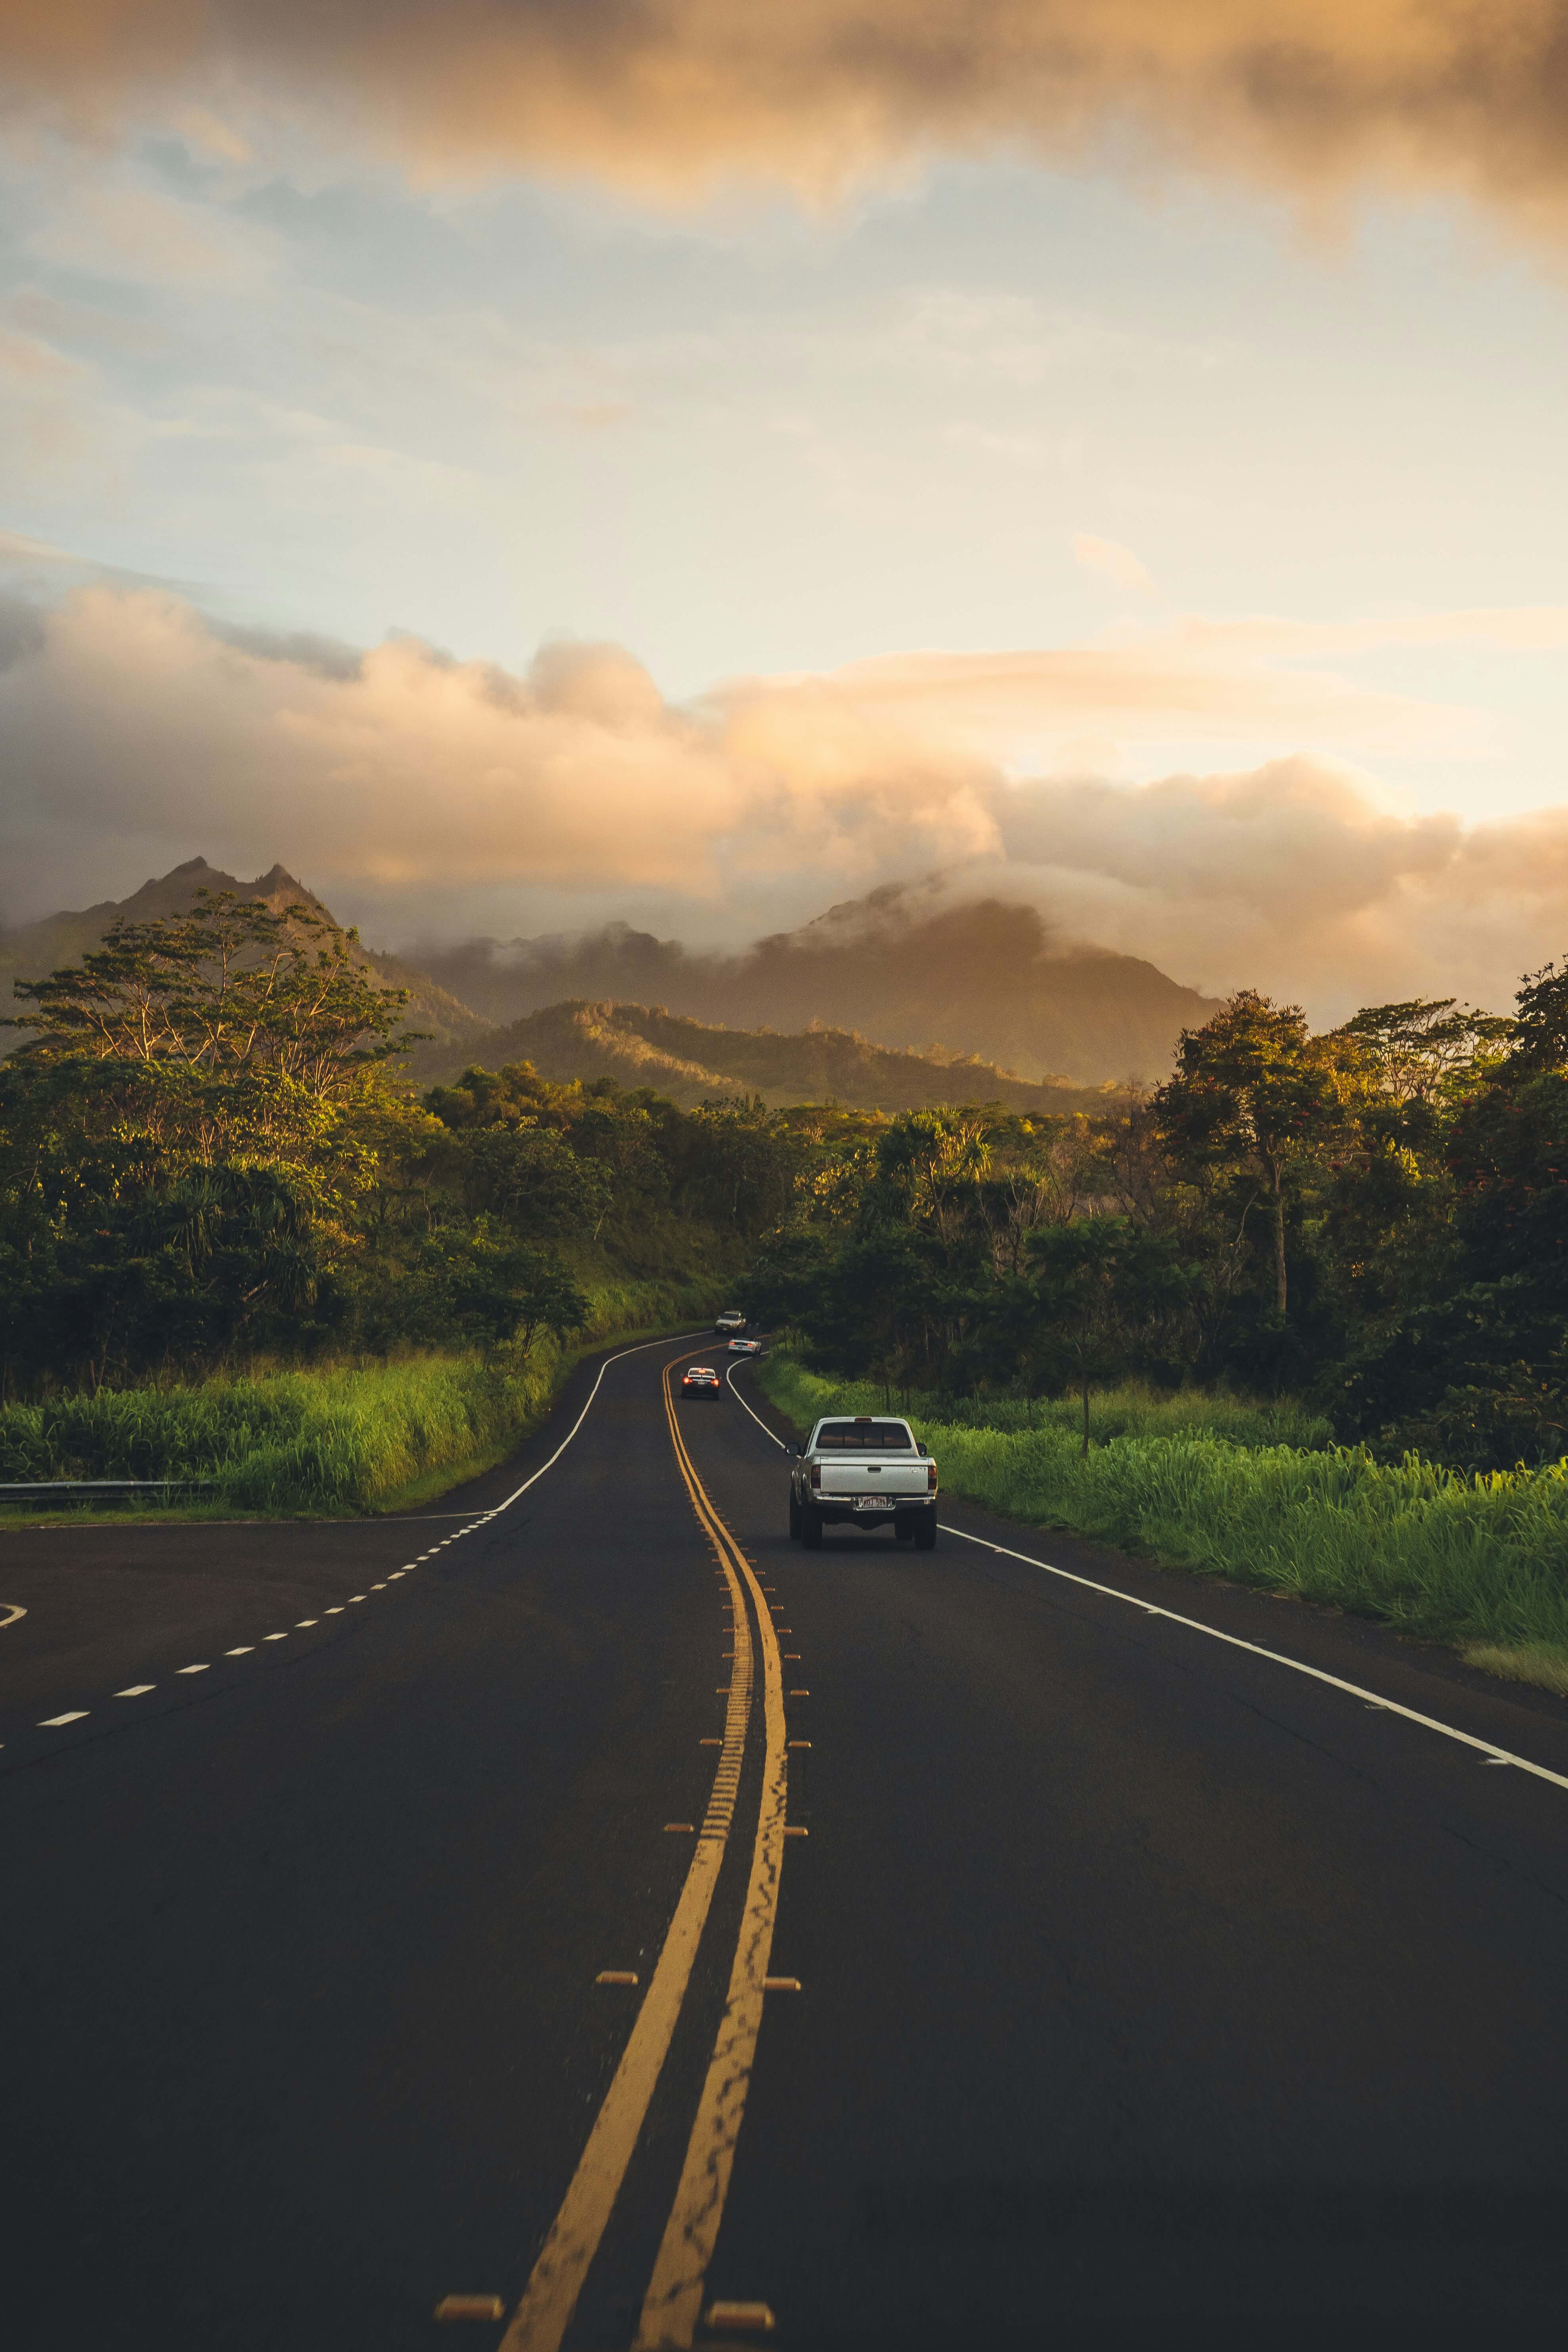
4;2;1568;1021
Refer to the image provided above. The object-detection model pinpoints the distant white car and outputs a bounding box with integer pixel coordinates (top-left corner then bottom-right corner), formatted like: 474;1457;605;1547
726;1336;762;1355
714;1309;747;1334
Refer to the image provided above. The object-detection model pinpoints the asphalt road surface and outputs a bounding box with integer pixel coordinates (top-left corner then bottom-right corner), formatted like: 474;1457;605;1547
4;1335;1568;2352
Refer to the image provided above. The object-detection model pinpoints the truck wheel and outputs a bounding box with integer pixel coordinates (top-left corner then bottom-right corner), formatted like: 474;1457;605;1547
914;1509;937;1551
894;1519;914;1544
789;1493;802;1539
802;1504;823;1550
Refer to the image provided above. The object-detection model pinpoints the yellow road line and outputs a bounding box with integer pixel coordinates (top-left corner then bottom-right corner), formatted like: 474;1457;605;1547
498;1357;754;2352
633;1384;789;2350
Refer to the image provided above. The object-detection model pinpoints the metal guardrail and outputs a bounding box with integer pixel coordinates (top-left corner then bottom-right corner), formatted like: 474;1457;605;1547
0;1478;216;1496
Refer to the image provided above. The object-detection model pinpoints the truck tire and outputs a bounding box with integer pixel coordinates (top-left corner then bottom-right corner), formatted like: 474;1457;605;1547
914;1508;937;1551
894;1519;914;1544
802;1503;823;1550
789;1492;802;1539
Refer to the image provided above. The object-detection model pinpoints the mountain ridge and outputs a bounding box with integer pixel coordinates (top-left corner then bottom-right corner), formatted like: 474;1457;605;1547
2;862;1216;1096
0;857;488;1064
406;883;1218;1084
456;998;1119;1114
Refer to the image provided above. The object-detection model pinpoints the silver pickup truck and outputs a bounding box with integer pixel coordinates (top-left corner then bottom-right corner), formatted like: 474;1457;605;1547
789;1415;938;1550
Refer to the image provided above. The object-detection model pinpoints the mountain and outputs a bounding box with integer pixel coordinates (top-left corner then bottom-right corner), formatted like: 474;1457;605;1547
406;883;1218;1084
2;860;1217;1097
453;999;1119;1114
0;857;488;1065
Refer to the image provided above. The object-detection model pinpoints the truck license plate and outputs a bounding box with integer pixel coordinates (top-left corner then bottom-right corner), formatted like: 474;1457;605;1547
854;1495;886;1511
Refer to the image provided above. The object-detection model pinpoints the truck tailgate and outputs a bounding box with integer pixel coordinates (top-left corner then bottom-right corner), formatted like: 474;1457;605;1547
821;1457;927;1496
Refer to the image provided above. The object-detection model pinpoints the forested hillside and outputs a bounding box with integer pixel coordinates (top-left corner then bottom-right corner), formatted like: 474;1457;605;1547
10;871;1568;1492
744;978;1568;1475
456;998;1116;1113
0;887;792;1396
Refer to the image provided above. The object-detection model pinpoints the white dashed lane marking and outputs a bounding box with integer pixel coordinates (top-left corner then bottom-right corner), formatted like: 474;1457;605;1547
13;1336;663;1746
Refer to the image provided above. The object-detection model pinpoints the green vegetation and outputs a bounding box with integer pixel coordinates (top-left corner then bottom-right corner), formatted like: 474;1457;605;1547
0;1278;709;1518
758;1352;1568;1681
743;971;1568;1692
0;887;784;1508
743;978;1568;1473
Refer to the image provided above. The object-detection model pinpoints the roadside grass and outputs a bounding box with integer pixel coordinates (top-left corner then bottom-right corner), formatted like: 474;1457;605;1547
758;1351;1568;1695
0;1279;720;1523
1460;1641;1568;1697
770;1369;1331;1453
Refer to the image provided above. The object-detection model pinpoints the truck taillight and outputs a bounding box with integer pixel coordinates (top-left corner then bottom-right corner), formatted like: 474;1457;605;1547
808;1463;821;1490
927;1462;938;1490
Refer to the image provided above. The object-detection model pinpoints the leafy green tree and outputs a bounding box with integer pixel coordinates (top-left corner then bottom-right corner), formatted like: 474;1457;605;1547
1155;991;1345;1321
1026;1219;1187;1454
6;889;410;1092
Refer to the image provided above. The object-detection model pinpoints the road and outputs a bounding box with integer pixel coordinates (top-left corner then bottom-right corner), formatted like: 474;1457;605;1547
3;1335;1567;2350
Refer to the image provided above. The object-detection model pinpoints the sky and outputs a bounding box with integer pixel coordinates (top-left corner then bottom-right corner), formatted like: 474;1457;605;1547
4;2;1568;1023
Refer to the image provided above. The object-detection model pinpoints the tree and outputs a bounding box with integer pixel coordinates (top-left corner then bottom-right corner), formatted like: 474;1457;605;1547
1025;1219;1186;1455
1155;991;1344;1320
1335;998;1511;1109
7;889;410;1094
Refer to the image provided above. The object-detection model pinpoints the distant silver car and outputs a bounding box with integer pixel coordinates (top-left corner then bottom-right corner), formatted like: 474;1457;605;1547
726;1336;762;1355
714;1310;747;1334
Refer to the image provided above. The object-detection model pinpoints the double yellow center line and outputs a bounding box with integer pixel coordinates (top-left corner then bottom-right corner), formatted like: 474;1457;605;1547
501;1354;789;2352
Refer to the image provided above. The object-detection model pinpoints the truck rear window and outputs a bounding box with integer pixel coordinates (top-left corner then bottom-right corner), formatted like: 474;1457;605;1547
815;1421;913;1450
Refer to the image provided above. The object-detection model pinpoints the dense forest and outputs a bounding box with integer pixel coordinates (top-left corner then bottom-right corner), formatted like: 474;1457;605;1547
0;890;800;1395
745;975;1568;1475
7;887;1568;1483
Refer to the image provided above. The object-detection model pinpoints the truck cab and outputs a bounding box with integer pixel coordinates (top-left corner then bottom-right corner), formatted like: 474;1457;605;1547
789;1415;938;1550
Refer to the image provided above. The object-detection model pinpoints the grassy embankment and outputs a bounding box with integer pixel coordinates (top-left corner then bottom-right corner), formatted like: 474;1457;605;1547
756;1352;1568;1695
0;1270;721;1522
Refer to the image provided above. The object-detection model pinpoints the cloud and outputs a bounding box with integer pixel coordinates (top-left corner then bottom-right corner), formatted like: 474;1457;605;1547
1073;533;1154;594
5;582;1568;1023
7;2;1568;230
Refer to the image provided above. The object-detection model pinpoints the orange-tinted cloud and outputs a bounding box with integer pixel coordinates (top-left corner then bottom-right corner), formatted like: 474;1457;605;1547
5;582;1568;1023
6;2;1568;226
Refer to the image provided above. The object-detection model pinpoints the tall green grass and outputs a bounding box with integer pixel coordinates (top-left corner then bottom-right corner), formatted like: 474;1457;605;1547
759;1354;1568;1677
0;1274;718;1517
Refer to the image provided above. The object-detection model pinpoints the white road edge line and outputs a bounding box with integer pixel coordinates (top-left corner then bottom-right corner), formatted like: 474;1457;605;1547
946;1524;1568;1796
726;1359;1568;1799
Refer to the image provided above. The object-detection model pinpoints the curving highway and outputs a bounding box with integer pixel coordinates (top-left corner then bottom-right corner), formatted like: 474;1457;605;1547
2;1334;1567;2350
